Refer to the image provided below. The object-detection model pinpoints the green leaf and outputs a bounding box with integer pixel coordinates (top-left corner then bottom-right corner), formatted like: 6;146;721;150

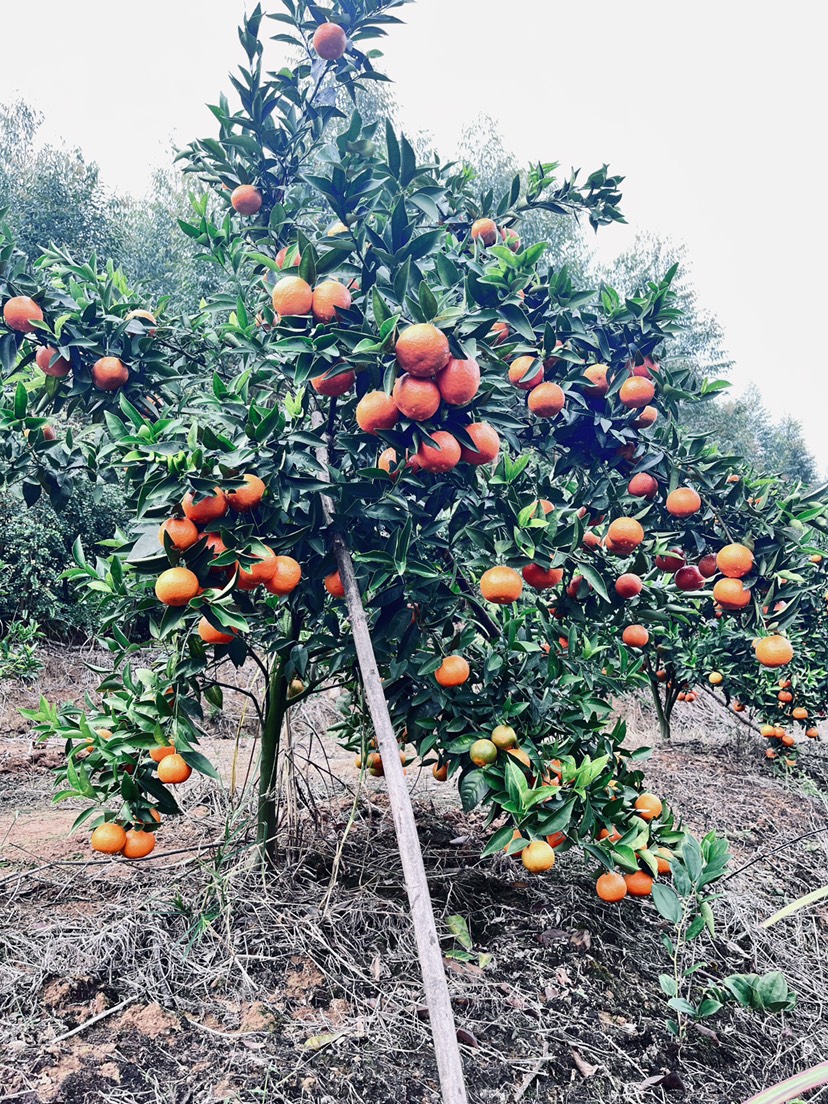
651;883;682;925
459;769;490;812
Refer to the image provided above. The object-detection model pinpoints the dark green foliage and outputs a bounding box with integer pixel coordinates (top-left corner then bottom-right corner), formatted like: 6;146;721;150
0;481;126;637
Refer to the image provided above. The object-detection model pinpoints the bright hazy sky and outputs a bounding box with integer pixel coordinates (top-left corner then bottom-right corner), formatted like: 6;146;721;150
2;1;826;468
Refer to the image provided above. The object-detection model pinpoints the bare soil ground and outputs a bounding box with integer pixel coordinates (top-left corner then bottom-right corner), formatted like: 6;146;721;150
2;648;828;1104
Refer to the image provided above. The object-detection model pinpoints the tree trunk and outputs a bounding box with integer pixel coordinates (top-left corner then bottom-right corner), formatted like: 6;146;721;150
258;661;288;866
650;680;672;741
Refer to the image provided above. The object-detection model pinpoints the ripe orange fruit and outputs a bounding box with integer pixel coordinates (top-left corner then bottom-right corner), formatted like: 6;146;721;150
490;321;510;345
149;745;176;763
792;707;808;720
521;840;556;873
155;567;200;606
435;357;479;405
415;430;461;473
378;447;399;477
458;422;500;466
598;826;622;843
158;517;199;551
198;617;235;645
231;184;262;215
432;762;449;781
35;345;71;377
635;406;659;428
356;390;399;433
182;489;228;525
122;829;157;860
272;275;313;317
624;870;654;897
312;365;355;396
313;21;347;59
3;295;43;333
666;487;702;518
606;517;645;553
634;792;662;820
596;871;627;902
708;671;723;685
756;635;793;668
508;356;543;390
226;473;266;512
806;727;819;739
236;547;277;590
435;655;469;687
619;377;655;409
528;382;565;417
781;733;795;747
717;543;754;578
627;473;658;499
713;577;750;610
628;355;659;378
615;573;643;599
470;738;498;767
583;363;609;397
91;823;127;854
92;356;129;391
778;690;793;703
480;565;523;604
655;847;673;875
471;217;498;245
523;563;564;590
324;570;345;598
395;323;450;378
392;374;441;421
265;555;302;596
275;245;301;269
501;227;521;250
157;753;192;784
311;279;352;323
622;624;649;648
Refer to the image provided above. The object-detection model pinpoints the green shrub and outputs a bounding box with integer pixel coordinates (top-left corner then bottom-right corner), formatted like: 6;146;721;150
0;481;126;638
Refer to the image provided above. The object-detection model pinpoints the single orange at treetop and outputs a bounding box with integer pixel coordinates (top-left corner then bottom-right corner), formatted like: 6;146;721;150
508;356;543;390
435;655;470;687
313;21;347;59
311;279;352;323
226;473;266;512
713;577;750;610
471;217;498;245
606;516;645;553
528;382;565;417
35;345;71;377
155;567;200;607
265;555;302;596
236;546;278;590
272;275;313;317
356;390;399;434
583;363;609;397
157;753;192;785
480;565;523;604
182;489;228;525
755;635;794;668
3;295;43;333
523;563;564;590
624;870;654;897
395;323;450;377
666;487;702;518
230;184;262;215
521;840;556;873
311;366;355;396
91;823;127;855
392;374;441;421
435;357;480;405
159;517;200;551
324;570;345;598
122;829;157;860
198;617;235;645
622;624;649;648
716;543;754;578
634;792;663;821
596;871;627;902
619;377;655;409
415;430;461;473
92;356;129;391
458;422;500;466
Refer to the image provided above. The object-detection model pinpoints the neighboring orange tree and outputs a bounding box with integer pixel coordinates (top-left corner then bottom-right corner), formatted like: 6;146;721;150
1;0;825;904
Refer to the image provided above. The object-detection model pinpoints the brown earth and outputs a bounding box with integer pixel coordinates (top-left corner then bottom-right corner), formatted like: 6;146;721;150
1;649;827;1104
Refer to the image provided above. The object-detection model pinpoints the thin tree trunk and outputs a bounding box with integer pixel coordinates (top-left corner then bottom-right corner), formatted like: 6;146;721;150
258;662;287;866
650;679;672;741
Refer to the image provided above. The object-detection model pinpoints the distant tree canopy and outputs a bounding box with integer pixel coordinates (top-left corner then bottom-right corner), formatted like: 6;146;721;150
0;96;819;484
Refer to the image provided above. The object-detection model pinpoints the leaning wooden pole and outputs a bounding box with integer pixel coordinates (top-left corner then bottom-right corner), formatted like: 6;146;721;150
314;411;468;1104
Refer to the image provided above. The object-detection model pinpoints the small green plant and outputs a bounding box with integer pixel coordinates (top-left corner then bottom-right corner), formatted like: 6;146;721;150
443;914;492;969
0;618;44;680
653;830;795;1037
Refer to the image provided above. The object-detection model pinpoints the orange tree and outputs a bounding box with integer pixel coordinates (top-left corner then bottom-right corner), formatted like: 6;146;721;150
3;0;821;903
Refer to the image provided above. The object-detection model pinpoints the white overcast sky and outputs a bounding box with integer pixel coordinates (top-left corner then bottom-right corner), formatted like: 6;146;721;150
2;1;826;469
